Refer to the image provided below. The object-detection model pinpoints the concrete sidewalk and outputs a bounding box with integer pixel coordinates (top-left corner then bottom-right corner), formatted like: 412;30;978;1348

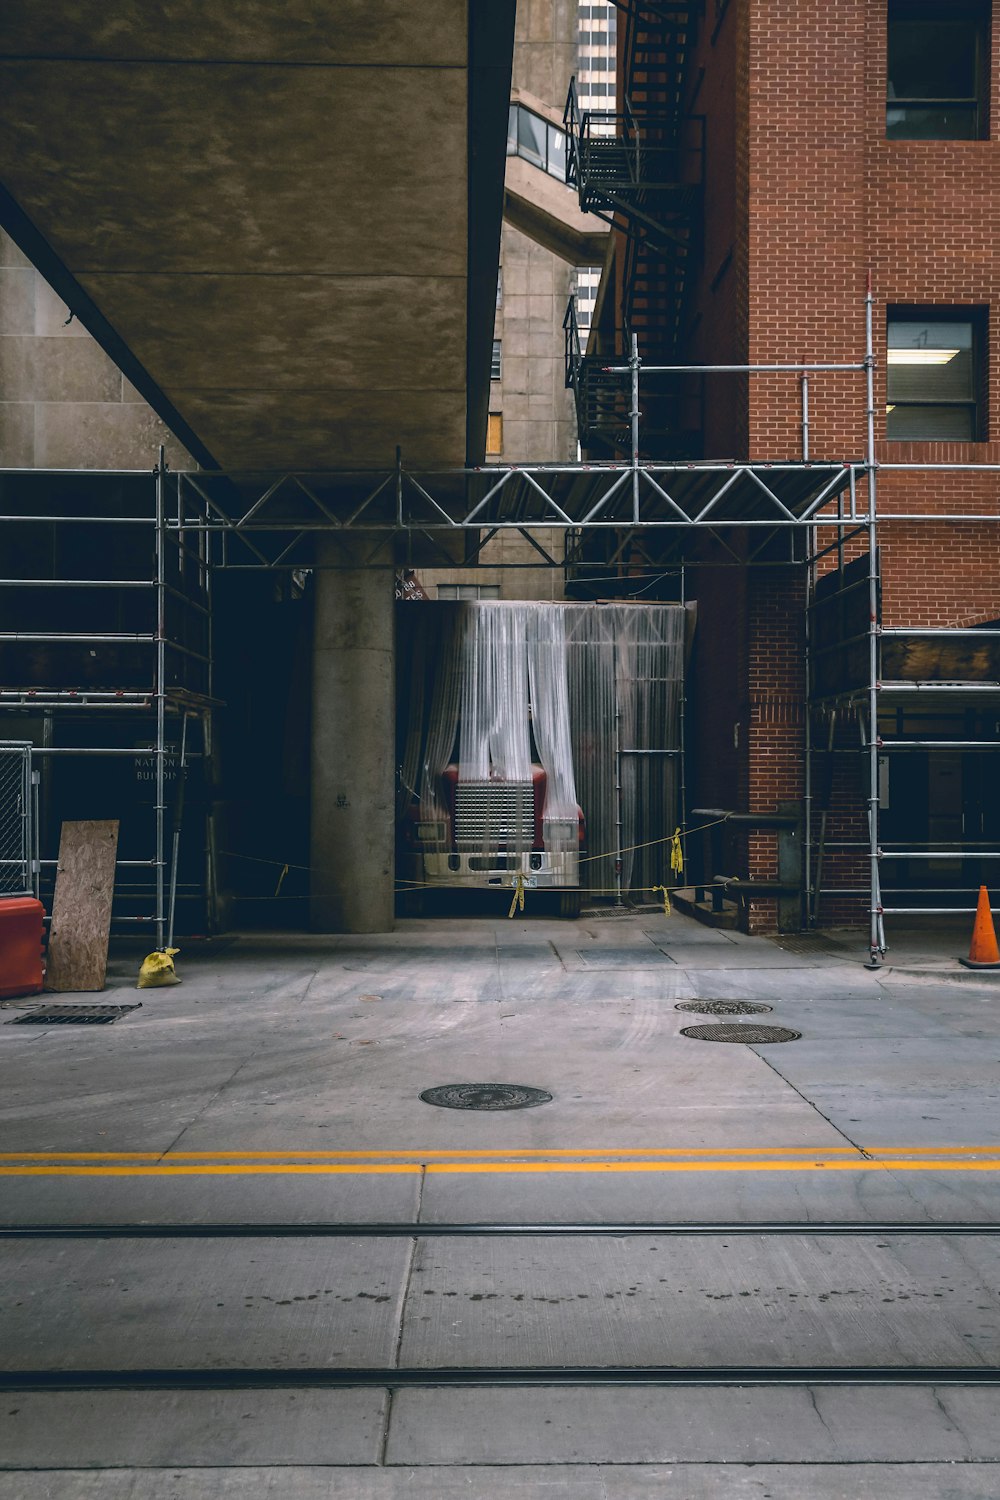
1;909;998;1494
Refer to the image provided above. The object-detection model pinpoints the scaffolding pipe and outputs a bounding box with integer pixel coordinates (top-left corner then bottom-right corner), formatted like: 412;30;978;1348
630;332;641;524
679;564;688;841
600;362;866;374
800;374;810;462
614;696;624;908
167;712;189;951
804;535;814;923
864;273;885;964
0;579;152;589
155;448;167;951
879;627;1000;638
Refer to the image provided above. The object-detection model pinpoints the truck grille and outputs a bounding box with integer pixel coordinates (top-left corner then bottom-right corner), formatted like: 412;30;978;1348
455;781;535;848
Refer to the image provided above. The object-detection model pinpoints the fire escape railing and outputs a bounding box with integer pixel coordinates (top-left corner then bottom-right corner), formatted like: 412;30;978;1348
562;2;705;456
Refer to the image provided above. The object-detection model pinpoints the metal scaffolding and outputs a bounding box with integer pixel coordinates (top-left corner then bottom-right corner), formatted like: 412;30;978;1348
1;295;999;960
0;452;215;948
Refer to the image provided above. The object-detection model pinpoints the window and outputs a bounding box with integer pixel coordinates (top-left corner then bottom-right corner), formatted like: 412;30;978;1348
437;584;501;600
886;310;983;439
887;3;986;139
506;104;568;181
496;267;503;309
491;339;502;382
487;412;503;456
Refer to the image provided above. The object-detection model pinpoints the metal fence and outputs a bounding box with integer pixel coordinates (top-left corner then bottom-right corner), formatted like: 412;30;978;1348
0;742;34;897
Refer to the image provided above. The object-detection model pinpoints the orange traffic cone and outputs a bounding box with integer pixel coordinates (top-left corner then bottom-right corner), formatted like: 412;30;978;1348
959;886;1000;970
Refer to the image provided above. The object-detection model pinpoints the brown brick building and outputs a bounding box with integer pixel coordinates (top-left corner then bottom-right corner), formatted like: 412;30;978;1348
570;1;1000;954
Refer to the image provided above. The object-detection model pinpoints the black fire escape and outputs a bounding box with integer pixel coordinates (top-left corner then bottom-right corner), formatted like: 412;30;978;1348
563;1;704;459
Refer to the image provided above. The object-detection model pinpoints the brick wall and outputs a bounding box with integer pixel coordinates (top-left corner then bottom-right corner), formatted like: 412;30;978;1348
677;0;1000;930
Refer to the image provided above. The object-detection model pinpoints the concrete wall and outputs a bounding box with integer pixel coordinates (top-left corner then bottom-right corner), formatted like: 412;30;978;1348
311;541;396;933
419;0;579;603
0;229;191;470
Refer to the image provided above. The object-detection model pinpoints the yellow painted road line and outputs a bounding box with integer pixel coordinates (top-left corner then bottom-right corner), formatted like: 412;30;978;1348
2;1158;1000;1176
3;1146;1000;1164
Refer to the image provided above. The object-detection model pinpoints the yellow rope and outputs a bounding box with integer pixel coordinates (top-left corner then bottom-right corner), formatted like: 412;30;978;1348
219;812;733;904
507;872;526;919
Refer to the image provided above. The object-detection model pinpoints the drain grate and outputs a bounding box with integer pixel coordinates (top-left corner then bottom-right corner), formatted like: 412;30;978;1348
676;1000;773;1016
420;1083;552;1111
9;1004;141;1026
680;1022;800;1044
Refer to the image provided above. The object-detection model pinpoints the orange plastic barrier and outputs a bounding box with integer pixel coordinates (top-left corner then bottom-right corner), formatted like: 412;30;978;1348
0;896;45;999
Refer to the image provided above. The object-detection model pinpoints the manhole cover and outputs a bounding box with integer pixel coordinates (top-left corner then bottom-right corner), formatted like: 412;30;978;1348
420;1083;552;1110
680;1023;801;1044
9;1004;141;1026
675;1000;774;1016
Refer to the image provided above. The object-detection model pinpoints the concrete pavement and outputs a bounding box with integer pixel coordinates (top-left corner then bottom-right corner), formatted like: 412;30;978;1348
1;908;998;1494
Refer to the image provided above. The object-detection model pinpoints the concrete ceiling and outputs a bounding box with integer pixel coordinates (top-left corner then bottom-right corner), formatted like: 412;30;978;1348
0;2;513;470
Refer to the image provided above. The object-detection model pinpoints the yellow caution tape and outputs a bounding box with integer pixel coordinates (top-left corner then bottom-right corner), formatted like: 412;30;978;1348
651;884;671;916
274;863;289;898
508;871;526;919
670;827;684;878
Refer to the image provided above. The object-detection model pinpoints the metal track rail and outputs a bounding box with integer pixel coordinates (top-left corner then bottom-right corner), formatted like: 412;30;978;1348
2;1221;998;1239
3;1367;999;1391
7;1222;999;1390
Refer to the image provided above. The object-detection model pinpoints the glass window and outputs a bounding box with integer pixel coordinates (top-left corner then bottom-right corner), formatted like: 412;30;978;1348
506;104;517;156
491;339;502;382
887;5;985;139
886;313;980;439
546;122;566;180
437;583;501;600
516;108;547;170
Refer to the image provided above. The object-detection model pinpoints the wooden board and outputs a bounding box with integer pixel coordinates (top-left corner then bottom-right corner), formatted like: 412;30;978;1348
45;820;120;993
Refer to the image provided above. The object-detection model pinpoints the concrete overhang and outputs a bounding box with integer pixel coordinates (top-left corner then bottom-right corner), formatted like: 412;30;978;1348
504;87;608;266
0;1;514;471
504;157;609;267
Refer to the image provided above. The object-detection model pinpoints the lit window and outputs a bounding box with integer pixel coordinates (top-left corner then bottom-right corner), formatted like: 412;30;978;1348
487;412;503;456
491;339;502;382
886;311;982;439
437;584;501;599
887;3;986;139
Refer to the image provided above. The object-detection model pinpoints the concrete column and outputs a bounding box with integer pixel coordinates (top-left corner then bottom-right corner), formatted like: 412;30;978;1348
311;538;395;932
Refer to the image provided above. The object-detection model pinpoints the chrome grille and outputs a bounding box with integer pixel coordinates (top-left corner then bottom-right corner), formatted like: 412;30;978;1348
455;780;534;848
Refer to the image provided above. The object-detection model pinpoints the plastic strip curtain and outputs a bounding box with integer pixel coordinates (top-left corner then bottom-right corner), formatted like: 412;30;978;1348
396;602;463;860
458;604;551;863
564;604;687;898
398;602;687;895
526;606;579;857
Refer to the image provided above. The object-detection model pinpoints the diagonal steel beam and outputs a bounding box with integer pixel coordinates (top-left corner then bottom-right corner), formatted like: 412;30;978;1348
344;474;393;529
404;474;461;528
580;468;633;524
292;475;341;526
180;474;272;567
744;468;799;521
462;469;514;525
516;527;559;567
686;468;743;523
639;469;695;522
519;469;575;525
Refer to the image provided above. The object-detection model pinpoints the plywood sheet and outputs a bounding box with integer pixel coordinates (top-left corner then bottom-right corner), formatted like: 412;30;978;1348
45;819;119;992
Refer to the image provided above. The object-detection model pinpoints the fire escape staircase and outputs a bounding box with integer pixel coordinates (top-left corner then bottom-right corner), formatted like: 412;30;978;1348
563;1;704;456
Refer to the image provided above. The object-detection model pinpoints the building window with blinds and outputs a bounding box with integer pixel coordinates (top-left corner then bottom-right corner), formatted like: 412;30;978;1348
887;3;987;139
886;311;983;440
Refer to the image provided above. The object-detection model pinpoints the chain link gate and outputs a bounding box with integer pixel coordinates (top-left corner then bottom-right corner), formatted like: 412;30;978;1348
0;742;36;898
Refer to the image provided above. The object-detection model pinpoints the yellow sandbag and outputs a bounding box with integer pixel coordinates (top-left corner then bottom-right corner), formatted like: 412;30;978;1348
137;947;181;989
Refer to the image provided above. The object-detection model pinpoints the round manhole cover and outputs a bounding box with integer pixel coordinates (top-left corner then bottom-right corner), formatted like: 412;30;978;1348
420;1083;552;1111
680;1023;801;1044
676;1000;773;1016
